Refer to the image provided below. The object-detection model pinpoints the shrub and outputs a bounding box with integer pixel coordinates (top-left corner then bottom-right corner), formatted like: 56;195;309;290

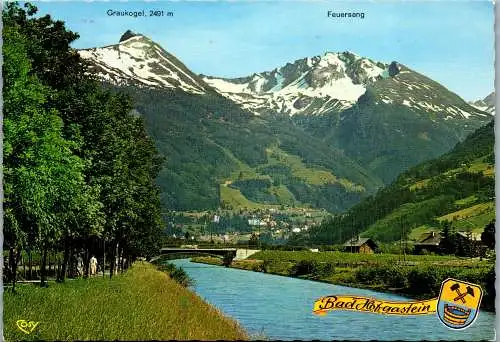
384;266;409;288
407;266;444;297
222;254;233;267
289;260;318;276
170;268;193;287
252;260;269;273
315;262;336;277
157;262;194;287
482;266;495;311
355;265;384;285
157;263;176;273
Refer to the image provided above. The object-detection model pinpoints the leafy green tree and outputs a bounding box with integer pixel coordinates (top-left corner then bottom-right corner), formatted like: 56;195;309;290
3;24;102;287
3;2;164;282
481;220;495;249
249;233;259;247
439;220;456;255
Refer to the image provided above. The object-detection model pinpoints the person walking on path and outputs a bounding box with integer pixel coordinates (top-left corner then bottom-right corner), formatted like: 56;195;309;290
90;255;98;276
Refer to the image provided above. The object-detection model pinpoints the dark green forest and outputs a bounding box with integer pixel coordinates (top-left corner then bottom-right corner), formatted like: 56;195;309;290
3;3;164;288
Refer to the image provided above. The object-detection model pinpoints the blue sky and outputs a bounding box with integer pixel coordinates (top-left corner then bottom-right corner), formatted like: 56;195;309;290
33;0;494;101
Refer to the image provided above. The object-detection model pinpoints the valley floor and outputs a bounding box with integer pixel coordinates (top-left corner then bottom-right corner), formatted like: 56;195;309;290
3;262;248;341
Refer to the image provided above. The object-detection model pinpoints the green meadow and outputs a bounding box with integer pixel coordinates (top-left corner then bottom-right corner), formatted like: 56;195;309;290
3;262;248;341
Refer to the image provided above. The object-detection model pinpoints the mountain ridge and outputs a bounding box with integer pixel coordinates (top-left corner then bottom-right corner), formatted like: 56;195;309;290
470;91;495;115
77;31;493;212
79;33;213;94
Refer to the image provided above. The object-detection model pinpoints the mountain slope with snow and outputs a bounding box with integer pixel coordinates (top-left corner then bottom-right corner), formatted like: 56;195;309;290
203;55;490;121
470;92;495;115
79;31;211;94
203;52;385;116
370;62;490;121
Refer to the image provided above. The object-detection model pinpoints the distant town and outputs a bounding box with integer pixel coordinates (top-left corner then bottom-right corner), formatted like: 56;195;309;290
163;207;328;245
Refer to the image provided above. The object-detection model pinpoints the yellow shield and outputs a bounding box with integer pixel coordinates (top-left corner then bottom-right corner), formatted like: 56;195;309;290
437;278;483;330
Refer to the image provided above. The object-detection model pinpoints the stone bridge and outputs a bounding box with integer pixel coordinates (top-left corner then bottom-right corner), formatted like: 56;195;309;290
150;247;260;264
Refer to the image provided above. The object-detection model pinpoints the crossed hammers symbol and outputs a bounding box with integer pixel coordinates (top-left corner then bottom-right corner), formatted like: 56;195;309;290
450;283;475;304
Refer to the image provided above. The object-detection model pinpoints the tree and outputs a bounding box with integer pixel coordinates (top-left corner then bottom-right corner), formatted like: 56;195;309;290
3;2;164;283
3;24;102;288
249;233;259;247
439;220;456;255
222;253;233;267
481;220;495;249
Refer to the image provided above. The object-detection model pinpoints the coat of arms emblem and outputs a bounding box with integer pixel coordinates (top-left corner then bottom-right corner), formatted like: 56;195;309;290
437;278;483;330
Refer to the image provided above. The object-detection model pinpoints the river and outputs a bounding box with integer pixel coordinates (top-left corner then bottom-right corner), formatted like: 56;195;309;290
171;259;496;341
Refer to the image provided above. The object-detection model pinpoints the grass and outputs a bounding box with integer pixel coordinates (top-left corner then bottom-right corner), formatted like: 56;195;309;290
361;197;449;242
4;262;248;341
265;146;364;191
219;183;279;210
248;250;472;265
467;157;494;177
409;178;431;191
437;201;495;222
268;185;297;206
454;195;478;206
218;143;366;210
408;156;494;191
407;200;494;239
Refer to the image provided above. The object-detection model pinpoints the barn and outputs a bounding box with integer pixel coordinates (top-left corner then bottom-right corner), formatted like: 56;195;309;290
343;237;378;254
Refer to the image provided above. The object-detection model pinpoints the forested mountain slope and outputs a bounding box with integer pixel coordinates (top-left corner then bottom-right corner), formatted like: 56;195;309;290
308;120;495;243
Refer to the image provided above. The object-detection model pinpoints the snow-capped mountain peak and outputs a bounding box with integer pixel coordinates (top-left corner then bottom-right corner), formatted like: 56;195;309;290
79;33;492;121
202;51;387;116
469;92;495;115
79;30;210;94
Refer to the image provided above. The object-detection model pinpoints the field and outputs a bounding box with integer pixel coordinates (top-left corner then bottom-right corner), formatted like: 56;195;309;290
409;156;494;192
249;250;486;266
220;182;280;210
3;262;248;341
466;157;494;177
408;200;494;240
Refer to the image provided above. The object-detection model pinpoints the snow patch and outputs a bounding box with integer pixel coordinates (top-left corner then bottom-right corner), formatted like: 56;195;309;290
402;100;413;107
204;78;249;94
79;41;206;94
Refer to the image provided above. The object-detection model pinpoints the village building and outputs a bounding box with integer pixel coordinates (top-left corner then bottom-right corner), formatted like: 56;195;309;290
413;231;486;255
343;237;378;254
413;231;442;254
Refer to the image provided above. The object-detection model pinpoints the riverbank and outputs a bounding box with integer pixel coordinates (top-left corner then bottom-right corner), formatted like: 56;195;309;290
191;253;495;312
3;261;248;341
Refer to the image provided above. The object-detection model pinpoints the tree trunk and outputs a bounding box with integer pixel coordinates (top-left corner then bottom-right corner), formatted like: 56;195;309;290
102;239;106;278
68;247;73;278
28;250;32;280
84;250;89;278
9;247;18;292
40;247;48;287
22;252;26;280
84;242;90;278
119;247;124;273
109;241;117;280
59;237;70;282
57;258;61;280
